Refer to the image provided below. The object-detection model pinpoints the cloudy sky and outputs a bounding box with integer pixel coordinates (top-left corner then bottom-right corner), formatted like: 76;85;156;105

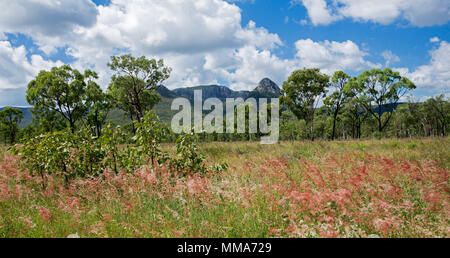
0;0;449;106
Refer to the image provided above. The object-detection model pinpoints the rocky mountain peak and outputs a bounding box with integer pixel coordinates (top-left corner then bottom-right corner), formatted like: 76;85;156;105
254;78;281;95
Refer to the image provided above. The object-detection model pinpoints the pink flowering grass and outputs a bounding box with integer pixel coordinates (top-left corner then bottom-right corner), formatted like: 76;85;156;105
0;138;448;238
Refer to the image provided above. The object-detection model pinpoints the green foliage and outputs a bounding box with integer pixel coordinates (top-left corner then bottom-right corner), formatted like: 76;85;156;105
14;128;114;188
73;129;106;177
99;124;125;174
281;68;329;121
133;111;164;165
407;142;418;149
169;133;228;176
421;95;449;137
357;68;416;133
172;134;206;175
107;54;171;123
85;71;113;137
101;124;143;173
30;110;67;134
280;68;329;140
13;131;76;187
323;71;351;140
0;107;23;144
13;113;227;185
26;65;95;133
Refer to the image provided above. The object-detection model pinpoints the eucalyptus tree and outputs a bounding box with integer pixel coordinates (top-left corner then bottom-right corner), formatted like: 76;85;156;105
357;68;416;133
341;77;370;139
323;71;351;140
26;65;97;133
390;104;413;138
0;107;23;144
30;110;67;134
280;68;329;141
107;54;171;123
421;95;449;137
85;70;112;137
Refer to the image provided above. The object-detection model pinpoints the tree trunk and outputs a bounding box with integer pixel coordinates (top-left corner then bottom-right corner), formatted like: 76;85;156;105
332;110;338;140
378;117;383;132
10;131;15;144
129;114;137;135
377;104;383;132
69;118;75;134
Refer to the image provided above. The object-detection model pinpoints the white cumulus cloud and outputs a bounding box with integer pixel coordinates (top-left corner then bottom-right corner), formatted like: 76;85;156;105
0;40;63;105
0;41;63;90
295;0;450;27
394;41;450;94
0;0;286;95
430;37;440;43
382;50;400;67
294;39;380;74
299;0;340;26
0;0;98;54
52;0;284;90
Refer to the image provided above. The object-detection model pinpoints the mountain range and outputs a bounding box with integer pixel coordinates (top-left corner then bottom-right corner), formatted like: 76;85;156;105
157;78;281;100
151;78;281;122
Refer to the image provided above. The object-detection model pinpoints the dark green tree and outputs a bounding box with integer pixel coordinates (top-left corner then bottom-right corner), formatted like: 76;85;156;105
0;107;24;144
280;68;329;141
341;77;370;139
324;71;351;140
85;70;112;137
133;111;163;166
30;110;67;134
357;68;416;133
421;95;449;137
107;54;171;123
26;65;96;133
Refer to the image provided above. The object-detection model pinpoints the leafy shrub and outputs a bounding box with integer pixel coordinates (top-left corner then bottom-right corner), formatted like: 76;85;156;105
133;111;163;166
356;143;369;150
373;131;385;140
171;134;207;176
407;142;418;149
387;141;399;148
13;130;76;187
73;129;106;177
13;113;228;186
99;124;142;174
168;134;228;176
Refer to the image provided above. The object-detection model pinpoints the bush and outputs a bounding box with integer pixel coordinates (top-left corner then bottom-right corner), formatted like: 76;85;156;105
168;133;228;176
13;114;228;186
100;124;141;174
133;111;163;166
407;142;418;149
13;130;77;187
73;129;106;177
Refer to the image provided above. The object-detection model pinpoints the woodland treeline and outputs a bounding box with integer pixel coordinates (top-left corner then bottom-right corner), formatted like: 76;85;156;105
0;54;448;145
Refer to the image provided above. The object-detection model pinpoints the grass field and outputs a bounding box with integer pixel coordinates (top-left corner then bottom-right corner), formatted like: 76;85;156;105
0;138;449;238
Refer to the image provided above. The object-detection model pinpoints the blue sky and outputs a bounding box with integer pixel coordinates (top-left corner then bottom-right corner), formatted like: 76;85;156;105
0;0;449;106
